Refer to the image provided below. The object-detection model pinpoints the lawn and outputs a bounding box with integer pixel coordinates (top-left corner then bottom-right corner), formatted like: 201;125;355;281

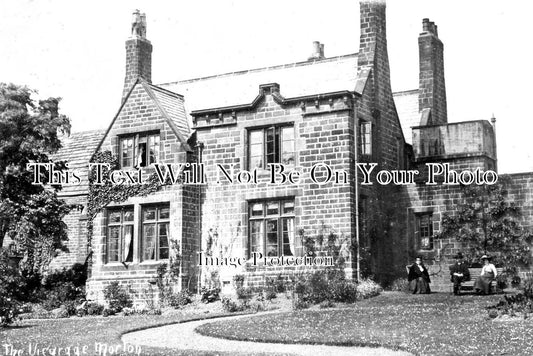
0;310;274;356
196;292;533;356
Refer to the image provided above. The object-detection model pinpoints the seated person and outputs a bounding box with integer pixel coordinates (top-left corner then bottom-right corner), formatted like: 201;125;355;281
408;257;431;294
474;255;498;295
450;252;470;295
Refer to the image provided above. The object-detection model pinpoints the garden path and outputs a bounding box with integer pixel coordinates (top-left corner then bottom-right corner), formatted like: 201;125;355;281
122;312;413;356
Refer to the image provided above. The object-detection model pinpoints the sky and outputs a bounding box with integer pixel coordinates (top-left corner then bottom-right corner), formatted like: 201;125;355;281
1;0;532;174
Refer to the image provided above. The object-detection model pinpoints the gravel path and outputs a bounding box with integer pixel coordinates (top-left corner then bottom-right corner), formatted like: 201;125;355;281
122;313;413;356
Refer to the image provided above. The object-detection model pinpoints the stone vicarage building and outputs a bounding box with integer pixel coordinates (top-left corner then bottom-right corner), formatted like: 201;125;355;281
49;1;533;300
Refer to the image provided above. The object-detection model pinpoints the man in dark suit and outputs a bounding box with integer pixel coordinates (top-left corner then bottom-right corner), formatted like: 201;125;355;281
450;252;470;295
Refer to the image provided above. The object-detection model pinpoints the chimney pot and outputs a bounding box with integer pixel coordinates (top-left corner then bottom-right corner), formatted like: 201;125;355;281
308;41;325;61
123;10;152;100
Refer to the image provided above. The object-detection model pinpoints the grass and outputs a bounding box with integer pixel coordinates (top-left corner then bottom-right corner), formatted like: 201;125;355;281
196;291;533;355
0;309;279;356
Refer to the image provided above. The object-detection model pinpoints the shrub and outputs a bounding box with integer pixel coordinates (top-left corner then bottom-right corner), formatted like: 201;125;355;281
511;275;522;288
200;287;220;303
266;274;287;293
291;269;360;304
221;297;244;313
0;297;19;327
264;288;277;301
52;307;69;319
319;300;335;309
332;281;358;303
236;287;253;301
167;290;192;308
523;277;533;299
63;300;79;316
389;278;410;293
487;293;533;318
86;302;104;316
43;263;87;289
233;274;245;289
102;308;115;317
103;282;132;312
356;278;383;300
292;296;309;310
41;282;81;311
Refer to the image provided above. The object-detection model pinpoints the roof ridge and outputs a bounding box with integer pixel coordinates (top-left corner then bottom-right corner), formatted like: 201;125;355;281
69;129;106;134
393;88;418;96
148;82;184;99
158;53;358;86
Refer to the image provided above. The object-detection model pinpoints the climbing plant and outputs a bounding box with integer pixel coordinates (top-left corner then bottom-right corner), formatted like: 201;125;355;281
85;151;177;267
436;176;533;269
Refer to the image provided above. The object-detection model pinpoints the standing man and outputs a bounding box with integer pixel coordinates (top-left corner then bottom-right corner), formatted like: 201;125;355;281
450;252;470;295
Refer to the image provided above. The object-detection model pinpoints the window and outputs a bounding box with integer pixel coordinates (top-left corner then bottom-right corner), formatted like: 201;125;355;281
416;213;434;250
119;132;160;168
249;200;301;257
141;204;170;261
359;121;372;156
107;207;134;263
248;126;294;169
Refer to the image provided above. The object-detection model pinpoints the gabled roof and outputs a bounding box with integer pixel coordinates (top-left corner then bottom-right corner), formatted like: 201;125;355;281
143;82;191;143
52;130;105;197
93;78;192;156
393;89;420;145
159;54;360;113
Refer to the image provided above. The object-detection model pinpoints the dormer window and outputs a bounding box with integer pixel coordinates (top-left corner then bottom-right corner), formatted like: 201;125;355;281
119;132;160;168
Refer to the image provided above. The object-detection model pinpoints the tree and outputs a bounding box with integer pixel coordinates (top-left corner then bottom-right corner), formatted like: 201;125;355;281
0;83;71;274
437;176;533;268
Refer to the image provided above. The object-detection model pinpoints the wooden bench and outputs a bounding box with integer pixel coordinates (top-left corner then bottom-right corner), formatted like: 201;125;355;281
451;267;503;294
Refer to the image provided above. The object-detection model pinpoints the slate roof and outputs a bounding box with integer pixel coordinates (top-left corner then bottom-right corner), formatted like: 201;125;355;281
159;54;360;113
52;130;105;197
160;54;419;144
392;89;420;145
144;82;191;142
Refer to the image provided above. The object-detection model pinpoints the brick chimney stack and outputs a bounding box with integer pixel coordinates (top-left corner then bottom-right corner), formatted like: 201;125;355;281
418;18;447;124
357;0;393;100
123;10;152;100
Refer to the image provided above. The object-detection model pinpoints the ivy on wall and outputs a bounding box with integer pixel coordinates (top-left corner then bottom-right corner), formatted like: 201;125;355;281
85;151;181;273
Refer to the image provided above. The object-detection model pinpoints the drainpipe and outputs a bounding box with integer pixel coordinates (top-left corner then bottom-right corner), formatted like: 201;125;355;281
196;140;205;294
353;94;361;282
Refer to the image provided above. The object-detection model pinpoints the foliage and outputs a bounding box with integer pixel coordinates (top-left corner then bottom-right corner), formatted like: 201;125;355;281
299;224;353;267
0;297;19;327
221;296;245;313
436;177;533;268
41;282;82;311
86;302;104;316
265;274;287;294
235;287;253;301
356;278;383;300
44;263;87;288
388;278;410;293
0;252;22;326
200;287;220;303
0;83;72;274
166;291;192;308
487;276;533;319
291;267;363;305
86;151;166;270
103;281;132;312
232;274;245;289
